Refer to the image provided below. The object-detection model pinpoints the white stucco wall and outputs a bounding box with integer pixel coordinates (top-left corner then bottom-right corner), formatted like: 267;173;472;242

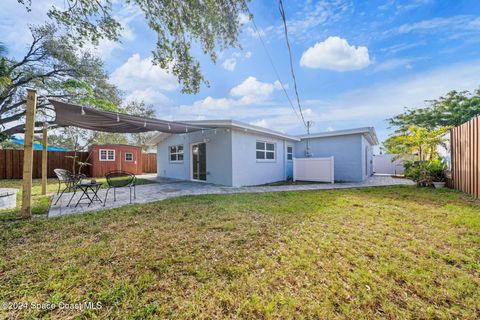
231;129;292;187
294;134;368;182
156;129;233;186
157;128;294;186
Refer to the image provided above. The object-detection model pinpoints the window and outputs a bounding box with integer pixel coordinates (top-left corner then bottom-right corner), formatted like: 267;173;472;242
125;152;134;161
99;149;115;161
256;141;275;161
169;145;184;162
287;146;293;161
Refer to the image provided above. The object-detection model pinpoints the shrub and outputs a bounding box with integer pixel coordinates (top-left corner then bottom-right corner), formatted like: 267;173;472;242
427;158;447;182
404;158;447;186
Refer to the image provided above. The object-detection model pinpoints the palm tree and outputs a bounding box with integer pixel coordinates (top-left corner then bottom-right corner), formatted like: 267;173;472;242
385;125;450;161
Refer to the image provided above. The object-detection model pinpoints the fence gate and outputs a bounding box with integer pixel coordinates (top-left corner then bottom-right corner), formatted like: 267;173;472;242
373;154;405;175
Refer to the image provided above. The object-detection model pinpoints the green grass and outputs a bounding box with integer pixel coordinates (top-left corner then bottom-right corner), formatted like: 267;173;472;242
0;177;156;218
0;186;479;319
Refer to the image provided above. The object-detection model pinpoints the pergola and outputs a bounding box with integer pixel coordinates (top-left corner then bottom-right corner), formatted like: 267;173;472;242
20;89;213;217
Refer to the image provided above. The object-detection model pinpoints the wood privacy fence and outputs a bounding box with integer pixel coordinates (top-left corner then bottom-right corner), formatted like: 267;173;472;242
450;116;480;199
0;150;157;179
0;150;90;179
142;153;157;173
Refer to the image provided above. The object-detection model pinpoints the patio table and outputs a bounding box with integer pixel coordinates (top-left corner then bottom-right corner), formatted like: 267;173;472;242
74;182;103;207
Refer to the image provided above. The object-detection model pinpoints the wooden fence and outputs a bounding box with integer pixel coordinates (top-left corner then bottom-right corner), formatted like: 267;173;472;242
142;153;157;173
0;150;157;179
0;150;90;179
450;116;480;199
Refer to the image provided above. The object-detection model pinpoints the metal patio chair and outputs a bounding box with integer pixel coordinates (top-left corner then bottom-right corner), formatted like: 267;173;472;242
53;169;86;205
103;170;137;206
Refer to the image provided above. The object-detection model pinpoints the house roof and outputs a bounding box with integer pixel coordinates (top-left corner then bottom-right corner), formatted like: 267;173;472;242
89;144;143;149
148;119;301;145
297;127;379;145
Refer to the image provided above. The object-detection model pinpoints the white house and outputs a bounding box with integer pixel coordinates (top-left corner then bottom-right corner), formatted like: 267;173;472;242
149;120;379;186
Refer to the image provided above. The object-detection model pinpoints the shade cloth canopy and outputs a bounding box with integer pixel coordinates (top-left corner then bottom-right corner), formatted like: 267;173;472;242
50;99;210;133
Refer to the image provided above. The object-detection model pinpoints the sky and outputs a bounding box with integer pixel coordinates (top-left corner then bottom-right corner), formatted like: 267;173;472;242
1;0;480;148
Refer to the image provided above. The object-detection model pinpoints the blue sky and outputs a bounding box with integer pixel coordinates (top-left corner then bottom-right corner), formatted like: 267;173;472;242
1;0;480;146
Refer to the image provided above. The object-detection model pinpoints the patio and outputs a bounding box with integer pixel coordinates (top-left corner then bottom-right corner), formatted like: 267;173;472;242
48;175;414;217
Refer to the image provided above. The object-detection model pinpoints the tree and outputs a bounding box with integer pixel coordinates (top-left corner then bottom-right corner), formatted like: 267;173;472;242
17;0;250;94
123;100;157;151
383;126;450;161
91;132;129;146
388;89;480;130
0;43;10;89
0;24;122;142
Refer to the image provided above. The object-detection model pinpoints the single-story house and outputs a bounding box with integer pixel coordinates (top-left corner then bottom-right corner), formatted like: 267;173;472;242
296;127;378;182
149;120;299;187
149;120;378;186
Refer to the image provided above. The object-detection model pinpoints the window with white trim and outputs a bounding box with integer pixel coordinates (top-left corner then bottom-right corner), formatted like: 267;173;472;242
256;141;275;161
169;145;184;162
125;152;134;161
99;149;115;161
287;146;293;161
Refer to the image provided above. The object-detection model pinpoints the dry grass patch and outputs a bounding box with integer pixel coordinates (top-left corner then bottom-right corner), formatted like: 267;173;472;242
0;186;479;319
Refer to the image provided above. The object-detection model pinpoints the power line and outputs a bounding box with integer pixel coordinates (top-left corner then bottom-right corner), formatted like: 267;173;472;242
244;4;303;125
277;0;308;129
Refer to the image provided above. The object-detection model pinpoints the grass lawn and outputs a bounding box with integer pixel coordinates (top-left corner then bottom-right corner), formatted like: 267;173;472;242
0;177;156;218
0;186;479;318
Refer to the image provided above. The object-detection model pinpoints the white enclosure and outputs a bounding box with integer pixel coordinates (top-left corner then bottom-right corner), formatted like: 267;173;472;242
293;157;334;183
373;154;405;175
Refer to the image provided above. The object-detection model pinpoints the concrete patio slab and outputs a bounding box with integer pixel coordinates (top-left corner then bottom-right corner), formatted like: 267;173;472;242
47;175;414;218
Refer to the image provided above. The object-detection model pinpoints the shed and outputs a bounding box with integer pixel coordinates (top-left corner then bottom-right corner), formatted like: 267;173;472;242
89;144;143;177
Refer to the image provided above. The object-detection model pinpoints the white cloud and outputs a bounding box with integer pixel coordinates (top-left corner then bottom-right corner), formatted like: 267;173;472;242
255;0;351;42
110;54;178;92
300;36;372;71
389;16;480;35
230;76;282;104
250;119;269;128
173;77;283;118
245;51;252;59
373;58;415;72
396;0;432;11
222;58;237;71
125;88;172;106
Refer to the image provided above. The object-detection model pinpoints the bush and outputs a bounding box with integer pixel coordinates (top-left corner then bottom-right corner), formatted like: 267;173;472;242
404;158;447;186
427;158;447;182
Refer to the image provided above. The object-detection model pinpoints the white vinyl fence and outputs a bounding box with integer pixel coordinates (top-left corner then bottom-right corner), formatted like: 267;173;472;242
293;157;334;183
373;154;405;175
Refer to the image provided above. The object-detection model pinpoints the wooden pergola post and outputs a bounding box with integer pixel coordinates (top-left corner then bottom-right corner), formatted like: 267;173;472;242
21;89;37;218
41;122;48;195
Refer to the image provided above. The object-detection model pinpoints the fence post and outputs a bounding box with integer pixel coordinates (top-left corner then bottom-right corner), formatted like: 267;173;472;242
21;89;37;218
330;156;335;184
41;123;48;195
292;158;296;182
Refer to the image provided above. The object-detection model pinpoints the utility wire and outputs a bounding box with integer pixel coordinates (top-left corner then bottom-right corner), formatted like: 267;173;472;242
277;0;308;129
244;4;303;124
